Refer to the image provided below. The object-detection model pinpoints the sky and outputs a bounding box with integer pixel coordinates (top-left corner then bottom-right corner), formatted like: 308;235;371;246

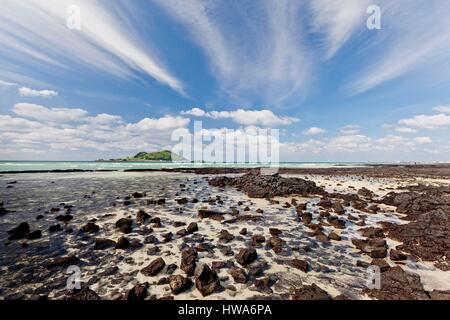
0;0;450;162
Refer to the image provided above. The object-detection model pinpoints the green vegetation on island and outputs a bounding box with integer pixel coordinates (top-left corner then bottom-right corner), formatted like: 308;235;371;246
97;150;185;162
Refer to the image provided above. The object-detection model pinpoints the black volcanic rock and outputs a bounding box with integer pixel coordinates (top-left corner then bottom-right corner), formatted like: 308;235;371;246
235;248;257;266
195;264;222;297
141;258;165;276
209;169;324;198
8;222;30;240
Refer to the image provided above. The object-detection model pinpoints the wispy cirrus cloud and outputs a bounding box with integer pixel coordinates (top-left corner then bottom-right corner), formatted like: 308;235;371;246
0;0;184;94
154;0;310;105
309;0;371;59
182;107;299;126
0;79;17;87
348;1;450;94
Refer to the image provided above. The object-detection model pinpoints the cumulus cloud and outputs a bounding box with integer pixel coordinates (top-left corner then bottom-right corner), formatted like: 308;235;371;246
171;125;281;163
181;108;299;126
327;134;372;152
433;105;450;114
414;137;433;144
398;113;450;130
303;127;327;135
339;125;360;134
19;87;58;98
12;103;88;122
395;127;418;133
283;132;442;162
0;115;43;131
125;116;190;133
0;104;191;159
181;107;207;117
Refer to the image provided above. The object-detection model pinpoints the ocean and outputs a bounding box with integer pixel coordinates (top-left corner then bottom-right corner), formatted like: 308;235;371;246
0;161;368;172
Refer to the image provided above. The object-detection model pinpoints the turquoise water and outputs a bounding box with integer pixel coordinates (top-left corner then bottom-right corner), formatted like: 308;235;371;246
0;161;368;172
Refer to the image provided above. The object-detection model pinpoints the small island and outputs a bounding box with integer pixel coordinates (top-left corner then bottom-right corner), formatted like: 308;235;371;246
97;150;185;162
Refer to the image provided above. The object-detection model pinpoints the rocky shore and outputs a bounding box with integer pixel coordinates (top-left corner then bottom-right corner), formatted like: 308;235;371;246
0;167;449;300
2;163;450;178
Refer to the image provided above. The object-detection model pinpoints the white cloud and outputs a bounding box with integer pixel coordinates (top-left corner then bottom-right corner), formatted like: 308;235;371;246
414;136;433;144
12;103;88;122
303;127;327;135
309;0;371;58
0;0;184;93
327;134;372;152
125;116;190;133
0;115;43;131
19;87;58;98
181;107;207;117
399;113;450;130
86;114;123;125
395;127;418;133
349;1;450;94
155;0;310;104
0;104;191;159
181;108;299;126
208;109;298;126
0;79;17;87
433;105;450;114
340;124;360;134
283;132;445;162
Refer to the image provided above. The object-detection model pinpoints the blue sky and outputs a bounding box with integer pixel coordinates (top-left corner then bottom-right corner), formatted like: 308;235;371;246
1;0;450;162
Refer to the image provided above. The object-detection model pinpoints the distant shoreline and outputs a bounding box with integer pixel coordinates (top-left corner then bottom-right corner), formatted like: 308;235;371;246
1;163;450;178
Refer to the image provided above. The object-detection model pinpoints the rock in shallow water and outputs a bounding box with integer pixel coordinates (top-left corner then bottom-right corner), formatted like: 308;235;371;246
7;222;30;240
235;248;257;266
64;287;100;300
363;266;430;300
94;238;117;250
80;222;100;234
186;222;199;234
291;284;331;300
115;236;130;249
180;247;197;276
141;257;165;277
289;259;309;273
195;264;223;297
230;267;247;284
47;255;80;269
115;218;133;234
168;275;193;295
126;282;148;300
209;169;324;198
26;230;42;240
390;249;408;261
136;210;150;223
